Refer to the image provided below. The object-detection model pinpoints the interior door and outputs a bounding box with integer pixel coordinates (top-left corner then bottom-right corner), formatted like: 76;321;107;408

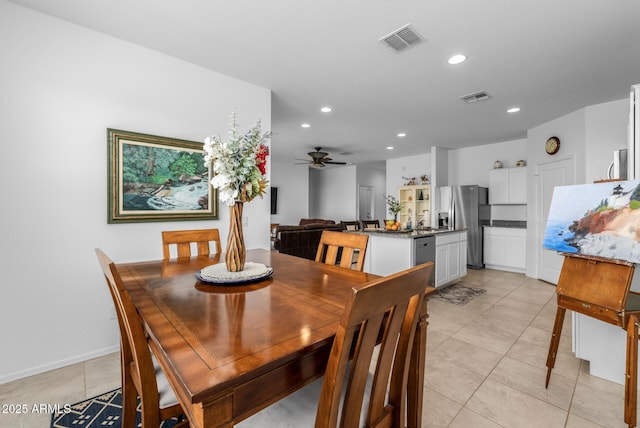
535;157;574;284
358;186;374;220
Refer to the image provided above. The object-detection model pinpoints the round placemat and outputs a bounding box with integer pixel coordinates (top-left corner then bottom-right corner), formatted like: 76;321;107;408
196;262;273;285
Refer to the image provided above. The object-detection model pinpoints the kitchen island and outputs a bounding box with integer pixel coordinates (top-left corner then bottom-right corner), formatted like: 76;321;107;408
356;228;467;287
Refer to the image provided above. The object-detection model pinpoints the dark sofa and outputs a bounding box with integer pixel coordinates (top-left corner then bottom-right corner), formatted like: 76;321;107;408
274;219;344;260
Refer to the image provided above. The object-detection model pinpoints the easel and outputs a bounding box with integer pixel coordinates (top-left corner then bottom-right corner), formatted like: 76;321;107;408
546;252;640;427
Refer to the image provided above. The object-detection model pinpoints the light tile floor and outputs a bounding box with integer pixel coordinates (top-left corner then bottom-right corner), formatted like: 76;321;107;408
0;268;635;427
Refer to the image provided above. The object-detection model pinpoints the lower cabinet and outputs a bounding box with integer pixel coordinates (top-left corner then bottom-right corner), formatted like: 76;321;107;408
435;231;467;287
483;227;526;273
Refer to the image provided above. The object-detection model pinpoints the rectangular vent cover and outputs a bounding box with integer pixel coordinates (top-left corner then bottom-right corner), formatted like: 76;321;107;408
459;90;491;104
380;24;426;52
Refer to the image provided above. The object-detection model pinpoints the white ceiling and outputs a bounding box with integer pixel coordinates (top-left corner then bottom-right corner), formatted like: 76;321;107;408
9;0;640;166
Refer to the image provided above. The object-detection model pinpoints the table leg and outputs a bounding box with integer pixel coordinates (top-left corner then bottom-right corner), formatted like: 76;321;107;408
407;295;429;428
545;306;566;388
625;314;638;428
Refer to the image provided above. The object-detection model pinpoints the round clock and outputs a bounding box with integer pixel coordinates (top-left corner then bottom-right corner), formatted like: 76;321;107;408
545;136;560;155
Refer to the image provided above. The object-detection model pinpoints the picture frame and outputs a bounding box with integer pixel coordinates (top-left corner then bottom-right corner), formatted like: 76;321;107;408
107;128;218;223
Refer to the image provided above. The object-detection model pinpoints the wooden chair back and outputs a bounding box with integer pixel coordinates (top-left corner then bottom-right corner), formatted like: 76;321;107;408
95;249;186;427
162;228;222;259
340;220;361;231
315;230;369;271
316;262;433;428
362;219;381;229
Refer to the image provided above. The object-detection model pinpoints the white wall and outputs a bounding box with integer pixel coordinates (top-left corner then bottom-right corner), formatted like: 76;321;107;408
585;99;629;182
0;2;271;383
447;138;527;187
309;166;358;221
385;153;431;197
270;158;309;225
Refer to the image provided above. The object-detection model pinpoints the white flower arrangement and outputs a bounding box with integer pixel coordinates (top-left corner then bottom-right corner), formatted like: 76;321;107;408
203;111;270;206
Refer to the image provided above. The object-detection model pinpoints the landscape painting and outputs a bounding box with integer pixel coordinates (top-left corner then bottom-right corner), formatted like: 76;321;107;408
543;180;640;263
108;129;217;223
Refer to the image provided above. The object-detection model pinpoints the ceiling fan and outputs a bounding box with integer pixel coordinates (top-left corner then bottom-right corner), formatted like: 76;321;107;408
295;147;348;168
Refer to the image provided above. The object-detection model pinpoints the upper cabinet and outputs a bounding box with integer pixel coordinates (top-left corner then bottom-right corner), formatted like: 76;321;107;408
489;167;527;204
399;185;430;228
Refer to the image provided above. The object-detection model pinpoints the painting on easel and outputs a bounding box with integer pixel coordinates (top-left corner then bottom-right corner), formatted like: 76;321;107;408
543;180;640;263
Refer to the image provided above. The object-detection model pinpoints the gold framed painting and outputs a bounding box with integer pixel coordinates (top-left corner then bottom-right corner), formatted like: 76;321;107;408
107;128;218;223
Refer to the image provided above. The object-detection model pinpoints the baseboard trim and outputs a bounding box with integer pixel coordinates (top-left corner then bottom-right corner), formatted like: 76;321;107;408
0;345;120;385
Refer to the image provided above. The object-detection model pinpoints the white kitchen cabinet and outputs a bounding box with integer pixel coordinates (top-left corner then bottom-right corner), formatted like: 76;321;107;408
435;231;467;287
489;167;527;204
483;226;526;273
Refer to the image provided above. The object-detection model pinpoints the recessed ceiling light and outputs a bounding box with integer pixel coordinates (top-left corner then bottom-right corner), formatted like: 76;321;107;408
448;54;467;65
397;133;406;137
301;123;311;128
387;146;394;150
507;107;521;113
320;106;332;113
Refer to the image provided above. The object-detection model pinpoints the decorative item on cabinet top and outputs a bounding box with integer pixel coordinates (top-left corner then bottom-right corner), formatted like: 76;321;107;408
516;160;526;167
494;160;503;169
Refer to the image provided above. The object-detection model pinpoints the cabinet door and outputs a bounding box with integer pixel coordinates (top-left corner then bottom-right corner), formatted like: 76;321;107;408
504;235;526;269
508;167;527;204
489;169;509;204
447;242;460;282
435;245;449;287
483;233;504;265
459;237;468;277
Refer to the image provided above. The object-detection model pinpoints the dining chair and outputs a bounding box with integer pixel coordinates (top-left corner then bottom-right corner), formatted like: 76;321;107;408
239;262;434;428
161;228;222;259
361;219;381;229
340;220;361;231
95;249;188;428
315;230;369;271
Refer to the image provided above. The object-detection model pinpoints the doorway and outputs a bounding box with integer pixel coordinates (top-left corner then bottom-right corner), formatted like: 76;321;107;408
534;157;575;284
358;186;374;220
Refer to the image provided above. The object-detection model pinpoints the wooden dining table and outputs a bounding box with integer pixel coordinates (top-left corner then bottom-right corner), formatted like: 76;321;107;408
117;248;435;428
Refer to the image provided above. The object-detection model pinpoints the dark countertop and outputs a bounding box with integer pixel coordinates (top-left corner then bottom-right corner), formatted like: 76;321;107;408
485;220;527;228
351;228;466;239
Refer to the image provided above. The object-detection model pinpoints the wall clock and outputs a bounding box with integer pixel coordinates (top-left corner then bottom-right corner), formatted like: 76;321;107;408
545;136;560;155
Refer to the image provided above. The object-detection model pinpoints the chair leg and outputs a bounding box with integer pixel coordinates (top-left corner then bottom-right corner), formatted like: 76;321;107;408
121;373;137;428
545;307;566;388
625;314;638;428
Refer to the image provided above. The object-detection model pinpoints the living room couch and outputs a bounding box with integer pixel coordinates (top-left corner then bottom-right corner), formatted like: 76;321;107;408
274;219;344;260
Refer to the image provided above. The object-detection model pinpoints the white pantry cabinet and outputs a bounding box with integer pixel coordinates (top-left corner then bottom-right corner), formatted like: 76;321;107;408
483;226;526;273
489;167;527;204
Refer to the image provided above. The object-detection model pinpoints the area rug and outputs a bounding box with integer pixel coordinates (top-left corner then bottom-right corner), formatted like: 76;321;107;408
433;283;486;305
50;388;185;428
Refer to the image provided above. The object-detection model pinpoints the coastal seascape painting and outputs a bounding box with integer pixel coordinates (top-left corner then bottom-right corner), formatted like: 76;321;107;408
543;180;640;263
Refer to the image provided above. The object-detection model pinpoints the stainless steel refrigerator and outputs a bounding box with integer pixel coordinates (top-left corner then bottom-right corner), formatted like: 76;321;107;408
439;185;490;269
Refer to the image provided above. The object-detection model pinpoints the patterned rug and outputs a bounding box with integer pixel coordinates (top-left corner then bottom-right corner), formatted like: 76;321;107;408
50;388;185;428
433;283;486;305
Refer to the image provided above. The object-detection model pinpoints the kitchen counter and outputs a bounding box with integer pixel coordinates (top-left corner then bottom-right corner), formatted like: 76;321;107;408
359;229;467;287
485;220;527;228
355;228;465;238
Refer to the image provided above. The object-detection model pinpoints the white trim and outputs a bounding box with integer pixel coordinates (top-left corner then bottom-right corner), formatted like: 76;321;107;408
0;345;119;385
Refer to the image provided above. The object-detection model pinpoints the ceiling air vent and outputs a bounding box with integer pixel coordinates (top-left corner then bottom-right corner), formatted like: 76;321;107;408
379;24;426;52
459;90;491;104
